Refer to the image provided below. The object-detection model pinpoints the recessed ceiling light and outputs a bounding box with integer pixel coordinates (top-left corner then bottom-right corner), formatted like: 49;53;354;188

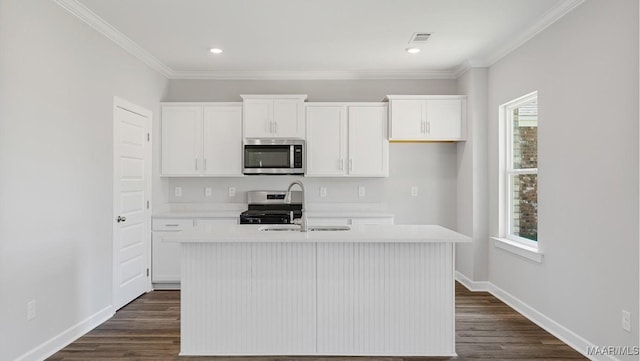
406;47;421;54
210;48;223;54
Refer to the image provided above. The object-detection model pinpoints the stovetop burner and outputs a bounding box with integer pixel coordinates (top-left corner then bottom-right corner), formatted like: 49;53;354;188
240;190;303;225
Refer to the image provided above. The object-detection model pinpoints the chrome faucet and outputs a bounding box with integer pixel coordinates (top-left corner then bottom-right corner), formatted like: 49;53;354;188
284;180;307;232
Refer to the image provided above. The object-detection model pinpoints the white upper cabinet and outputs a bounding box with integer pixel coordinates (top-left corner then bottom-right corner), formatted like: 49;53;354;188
241;95;307;138
162;106;202;175
202;105;243;176
387;95;466;141
161;103;243;177
348;105;388;177
306;103;388;177
306;105;347;176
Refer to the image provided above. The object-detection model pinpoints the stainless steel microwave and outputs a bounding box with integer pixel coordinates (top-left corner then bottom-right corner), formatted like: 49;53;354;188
243;139;304;175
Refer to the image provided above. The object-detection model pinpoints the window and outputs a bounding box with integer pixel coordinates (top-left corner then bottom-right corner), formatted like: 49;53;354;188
500;92;538;247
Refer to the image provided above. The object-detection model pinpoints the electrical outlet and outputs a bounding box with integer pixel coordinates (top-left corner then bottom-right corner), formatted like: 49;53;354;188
228;187;236;197
319;187;327;198
204;187;212;197
622;310;631;332
358;186;365;197
27;300;36;321
411;186;418;197
174;186;182;197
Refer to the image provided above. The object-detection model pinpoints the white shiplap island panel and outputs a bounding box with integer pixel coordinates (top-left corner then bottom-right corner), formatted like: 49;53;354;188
167;224;469;356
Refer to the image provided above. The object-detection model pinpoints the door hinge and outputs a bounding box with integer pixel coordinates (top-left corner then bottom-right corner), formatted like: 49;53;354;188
146;268;149;277
147;133;150;142
146;200;149;209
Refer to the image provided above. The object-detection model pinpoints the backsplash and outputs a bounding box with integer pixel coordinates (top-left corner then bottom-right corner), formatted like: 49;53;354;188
165;143;457;226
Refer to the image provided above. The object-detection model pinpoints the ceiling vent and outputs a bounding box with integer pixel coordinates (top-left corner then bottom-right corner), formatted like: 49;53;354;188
409;32;431;44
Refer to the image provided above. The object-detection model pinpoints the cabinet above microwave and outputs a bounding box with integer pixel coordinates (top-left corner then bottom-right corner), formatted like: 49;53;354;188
241;95;307;139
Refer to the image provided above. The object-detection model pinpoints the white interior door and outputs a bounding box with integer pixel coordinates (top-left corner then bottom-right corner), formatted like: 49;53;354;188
113;97;152;310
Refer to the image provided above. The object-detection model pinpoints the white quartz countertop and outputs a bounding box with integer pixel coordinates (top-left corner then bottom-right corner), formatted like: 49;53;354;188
161;224;471;244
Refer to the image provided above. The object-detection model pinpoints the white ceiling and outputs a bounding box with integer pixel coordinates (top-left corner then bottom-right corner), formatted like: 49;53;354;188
59;0;583;79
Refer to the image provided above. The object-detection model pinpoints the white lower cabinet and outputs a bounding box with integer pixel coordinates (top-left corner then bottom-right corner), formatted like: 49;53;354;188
152;217;237;288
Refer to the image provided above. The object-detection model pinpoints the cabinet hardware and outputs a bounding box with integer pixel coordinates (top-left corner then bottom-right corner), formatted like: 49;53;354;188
204;159;207;171
349;159;353;172
166;224;179;227
195;158;198;171
427;121;431;134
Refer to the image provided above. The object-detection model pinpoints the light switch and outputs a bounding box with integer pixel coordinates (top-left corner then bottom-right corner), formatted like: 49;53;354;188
205;187;212;197
174;186;182;197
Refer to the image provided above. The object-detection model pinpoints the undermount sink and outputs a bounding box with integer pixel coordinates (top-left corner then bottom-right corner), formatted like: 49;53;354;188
258;225;351;232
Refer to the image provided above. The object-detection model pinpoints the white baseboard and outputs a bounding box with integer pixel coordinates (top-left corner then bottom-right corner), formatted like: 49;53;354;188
455;270;492;292
14;305;114;361
455;271;618;361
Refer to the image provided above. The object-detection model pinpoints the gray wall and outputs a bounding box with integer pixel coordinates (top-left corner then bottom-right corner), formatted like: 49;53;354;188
165;79;459;226
456;68;489;281
167;79;456;102
0;0;169;359
487;0;639;356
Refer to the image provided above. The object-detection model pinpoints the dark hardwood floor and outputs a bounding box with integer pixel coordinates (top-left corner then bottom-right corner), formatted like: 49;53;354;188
47;283;587;361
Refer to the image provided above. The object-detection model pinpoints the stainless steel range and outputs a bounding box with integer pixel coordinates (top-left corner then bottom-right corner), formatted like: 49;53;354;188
239;190;303;224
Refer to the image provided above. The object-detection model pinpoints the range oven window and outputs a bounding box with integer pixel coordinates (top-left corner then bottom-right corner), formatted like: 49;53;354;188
244;145;291;168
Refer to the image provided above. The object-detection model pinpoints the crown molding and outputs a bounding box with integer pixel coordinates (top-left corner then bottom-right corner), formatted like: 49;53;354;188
52;0;173;78
452;59;489;78
482;0;586;67
168;69;458;80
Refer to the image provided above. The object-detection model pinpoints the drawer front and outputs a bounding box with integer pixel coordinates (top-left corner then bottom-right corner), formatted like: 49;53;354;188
152;218;193;231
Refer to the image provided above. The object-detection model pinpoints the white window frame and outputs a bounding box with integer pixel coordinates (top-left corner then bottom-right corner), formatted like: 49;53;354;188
498;91;539;250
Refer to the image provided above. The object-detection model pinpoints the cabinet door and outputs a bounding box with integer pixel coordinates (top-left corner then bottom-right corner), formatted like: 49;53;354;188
426;99;462;140
306;106;347;176
152;219;194;284
273;99;304;138
202;106;243;176
390;99;425;140
348;106;389;177
243;100;273;138
161;107;202;175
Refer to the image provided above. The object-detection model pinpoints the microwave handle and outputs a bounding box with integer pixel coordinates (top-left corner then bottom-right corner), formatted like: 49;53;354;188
290;145;294;168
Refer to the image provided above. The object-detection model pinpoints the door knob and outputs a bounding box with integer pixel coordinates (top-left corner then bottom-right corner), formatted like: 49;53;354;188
117;216;127;223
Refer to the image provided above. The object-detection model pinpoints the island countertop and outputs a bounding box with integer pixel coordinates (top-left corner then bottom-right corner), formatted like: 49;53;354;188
161;224;471;244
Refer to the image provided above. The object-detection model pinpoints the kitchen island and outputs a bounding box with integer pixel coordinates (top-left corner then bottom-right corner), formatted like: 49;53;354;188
163;224;470;357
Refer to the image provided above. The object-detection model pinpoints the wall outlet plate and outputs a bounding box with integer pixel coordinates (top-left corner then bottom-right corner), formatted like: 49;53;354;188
27;300;36;321
174;186;182;197
358;186;365;197
622;310;631;332
320;187;327;198
205;187;212;197
228;187;236;197
411;186;418;197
